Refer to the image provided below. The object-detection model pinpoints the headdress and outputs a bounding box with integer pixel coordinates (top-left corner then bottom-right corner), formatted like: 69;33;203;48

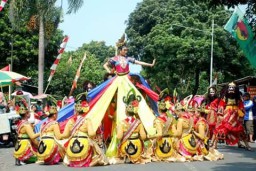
158;88;172;111
15;97;28;115
116;33;126;49
75;92;89;114
227;81;236;94
44;95;58;116
123;88;141;114
189;95;206;113
174;95;193;112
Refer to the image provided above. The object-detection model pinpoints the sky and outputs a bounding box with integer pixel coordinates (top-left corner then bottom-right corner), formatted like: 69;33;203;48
57;0;142;51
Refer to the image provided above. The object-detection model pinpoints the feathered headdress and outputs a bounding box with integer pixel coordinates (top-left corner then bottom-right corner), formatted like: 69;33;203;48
15;97;28;115
75;92;89;114
44;95;58;116
123;88;141;106
158;88;171;110
159;88;171;102
116;33;126;49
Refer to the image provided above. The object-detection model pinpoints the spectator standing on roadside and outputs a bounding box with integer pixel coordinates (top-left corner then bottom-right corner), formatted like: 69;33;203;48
243;92;254;143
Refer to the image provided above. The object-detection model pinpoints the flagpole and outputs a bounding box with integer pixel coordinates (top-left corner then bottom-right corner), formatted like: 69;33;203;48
210;19;214;86
44;36;69;95
69;52;87;97
44;80;51;94
8;64;11;100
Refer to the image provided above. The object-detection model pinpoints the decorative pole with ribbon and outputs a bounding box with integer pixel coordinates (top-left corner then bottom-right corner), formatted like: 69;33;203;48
0;0;8;12
44;36;69;93
68;52;87;97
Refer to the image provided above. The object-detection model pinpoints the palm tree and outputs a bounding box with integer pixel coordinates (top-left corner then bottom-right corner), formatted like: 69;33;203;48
9;0;84;94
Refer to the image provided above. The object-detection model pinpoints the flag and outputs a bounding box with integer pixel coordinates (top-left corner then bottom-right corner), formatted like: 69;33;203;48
224;7;256;68
47;36;69;82
0;0;7;12
0;65;10;71
71;53;87;90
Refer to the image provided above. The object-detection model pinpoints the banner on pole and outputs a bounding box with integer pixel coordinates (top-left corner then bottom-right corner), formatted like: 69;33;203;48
224;7;256;68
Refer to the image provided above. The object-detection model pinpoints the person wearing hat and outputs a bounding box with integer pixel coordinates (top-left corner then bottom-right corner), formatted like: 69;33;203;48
37;104;63;165
61;94;107;167
116;89;148;164
242;92;255;143
13;98;40;166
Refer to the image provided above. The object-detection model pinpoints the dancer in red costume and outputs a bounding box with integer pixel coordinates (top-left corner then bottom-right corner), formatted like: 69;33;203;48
204;86;219;139
211;82;251;150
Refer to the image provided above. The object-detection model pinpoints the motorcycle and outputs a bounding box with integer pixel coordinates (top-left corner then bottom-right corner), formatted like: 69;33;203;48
0;112;20;146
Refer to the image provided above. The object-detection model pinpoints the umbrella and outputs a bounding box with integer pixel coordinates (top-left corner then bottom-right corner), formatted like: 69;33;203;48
11;90;33;98
0;71;30;87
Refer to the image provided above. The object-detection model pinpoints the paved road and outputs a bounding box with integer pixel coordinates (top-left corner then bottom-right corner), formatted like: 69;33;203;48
1;143;256;171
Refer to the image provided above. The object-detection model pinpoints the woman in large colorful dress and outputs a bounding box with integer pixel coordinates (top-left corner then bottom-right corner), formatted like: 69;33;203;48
14;99;39;165
37;104;63;165
84;34;156;159
61;97;107;167
116;89;148;164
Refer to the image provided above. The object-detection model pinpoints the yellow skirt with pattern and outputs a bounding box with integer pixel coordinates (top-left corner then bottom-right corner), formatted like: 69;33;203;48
14;139;36;160
119;138;143;162
178;134;198;157
37;138;58;161
155;136;174;159
65;136;91;161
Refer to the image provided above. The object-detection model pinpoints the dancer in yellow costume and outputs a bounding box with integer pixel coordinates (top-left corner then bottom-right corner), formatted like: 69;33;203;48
116;89;148;164
61;95;107;167
172;97;196;161
37;104;64;165
192;104;224;161
149;89;186;162
14;97;39;165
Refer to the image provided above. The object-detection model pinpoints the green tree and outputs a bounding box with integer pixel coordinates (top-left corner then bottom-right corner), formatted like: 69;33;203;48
0;5;62;85
78;41;115;63
126;0;256;97
46;41;114;97
9;0;85;94
194;0;256;27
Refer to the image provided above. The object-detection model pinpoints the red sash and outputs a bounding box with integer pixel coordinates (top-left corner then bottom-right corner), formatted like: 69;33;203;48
17;120;28;134
121;118;141;144
41;120;56;133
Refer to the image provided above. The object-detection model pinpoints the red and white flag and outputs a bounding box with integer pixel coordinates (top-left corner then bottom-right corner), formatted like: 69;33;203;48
47;36;69;82
0;64;10;71
0;0;7;12
71;53;87;90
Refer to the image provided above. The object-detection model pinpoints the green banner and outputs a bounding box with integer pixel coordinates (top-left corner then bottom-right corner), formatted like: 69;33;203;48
224;8;256;68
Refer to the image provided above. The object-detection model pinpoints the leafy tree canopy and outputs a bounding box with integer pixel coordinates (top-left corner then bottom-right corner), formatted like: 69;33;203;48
126;0;256;97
